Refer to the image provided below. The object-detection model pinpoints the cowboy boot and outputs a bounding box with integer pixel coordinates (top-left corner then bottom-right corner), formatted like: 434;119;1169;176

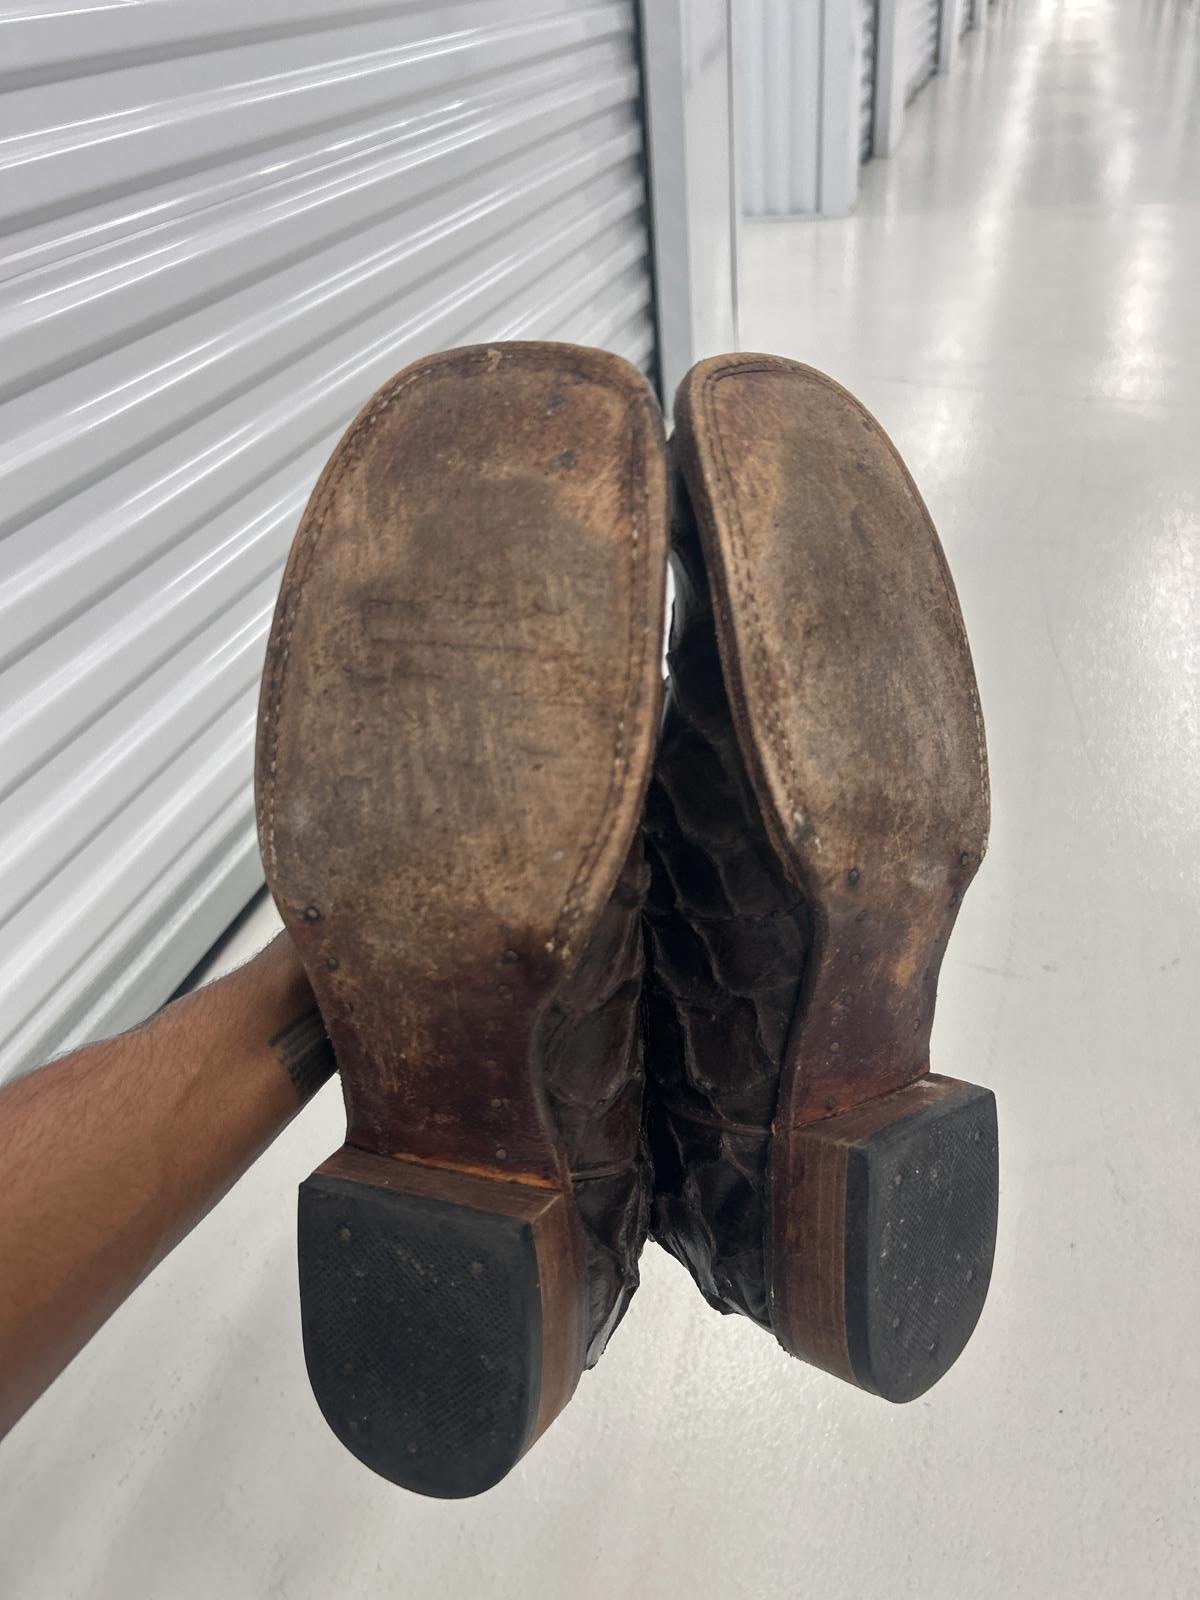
645;354;998;1401
256;342;668;1496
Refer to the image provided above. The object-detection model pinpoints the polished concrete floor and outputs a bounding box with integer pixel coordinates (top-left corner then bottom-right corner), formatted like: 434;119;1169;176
3;3;1198;1595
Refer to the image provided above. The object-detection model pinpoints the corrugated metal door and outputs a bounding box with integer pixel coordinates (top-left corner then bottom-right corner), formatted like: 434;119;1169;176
905;0;942;102
860;0;879;162
0;0;657;1081
740;0;822;216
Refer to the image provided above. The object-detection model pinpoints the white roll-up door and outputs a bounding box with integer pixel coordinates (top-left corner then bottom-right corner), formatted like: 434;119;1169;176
860;0;880;161
0;0;658;1080
905;0;942;102
740;0;822;216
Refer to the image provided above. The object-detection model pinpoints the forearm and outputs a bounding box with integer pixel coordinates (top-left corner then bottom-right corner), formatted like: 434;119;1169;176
0;933;334;1438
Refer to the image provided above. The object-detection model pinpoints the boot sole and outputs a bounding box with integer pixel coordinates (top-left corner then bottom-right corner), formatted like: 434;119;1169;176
674;354;996;1402
256;342;667;1494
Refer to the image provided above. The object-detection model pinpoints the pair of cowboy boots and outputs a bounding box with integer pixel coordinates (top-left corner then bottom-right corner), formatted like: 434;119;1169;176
256;342;998;1500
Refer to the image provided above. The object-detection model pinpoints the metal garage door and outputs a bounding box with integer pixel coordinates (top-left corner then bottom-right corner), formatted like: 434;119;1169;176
740;0;822;216
860;0;879;162
0;0;657;1081
905;0;942;101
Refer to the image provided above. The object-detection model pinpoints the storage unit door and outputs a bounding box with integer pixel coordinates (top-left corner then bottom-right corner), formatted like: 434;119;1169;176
740;0;822;216
0;0;658;1081
905;0;942;101
860;0;880;161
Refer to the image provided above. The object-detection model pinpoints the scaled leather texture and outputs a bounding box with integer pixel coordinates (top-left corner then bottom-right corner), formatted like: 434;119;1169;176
643;471;811;1328
539;846;652;1365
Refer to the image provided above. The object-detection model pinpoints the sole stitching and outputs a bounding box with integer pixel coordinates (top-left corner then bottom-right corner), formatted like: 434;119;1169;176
697;355;989;834
260;343;662;968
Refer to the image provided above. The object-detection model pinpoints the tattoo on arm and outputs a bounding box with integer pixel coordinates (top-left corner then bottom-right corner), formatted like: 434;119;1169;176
269;1009;336;1104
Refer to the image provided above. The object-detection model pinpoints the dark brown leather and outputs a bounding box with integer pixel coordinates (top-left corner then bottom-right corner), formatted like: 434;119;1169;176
257;345;667;1387
646;353;990;1367
644;465;811;1326
539;844;651;1364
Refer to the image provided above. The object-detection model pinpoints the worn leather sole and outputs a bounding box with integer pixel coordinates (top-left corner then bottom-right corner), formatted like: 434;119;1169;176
674;354;997;1401
256;343;667;1495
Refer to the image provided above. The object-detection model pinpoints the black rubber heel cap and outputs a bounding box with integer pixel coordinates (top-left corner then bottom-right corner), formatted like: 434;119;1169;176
844;1084;998;1403
298;1172;543;1498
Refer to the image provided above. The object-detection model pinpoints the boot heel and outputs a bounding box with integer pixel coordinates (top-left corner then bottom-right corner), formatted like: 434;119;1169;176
298;1147;585;1498
770;1075;998;1402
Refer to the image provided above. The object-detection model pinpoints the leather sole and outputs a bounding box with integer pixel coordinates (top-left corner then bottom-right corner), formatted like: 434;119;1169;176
674;354;997;1401
256;342;667;1494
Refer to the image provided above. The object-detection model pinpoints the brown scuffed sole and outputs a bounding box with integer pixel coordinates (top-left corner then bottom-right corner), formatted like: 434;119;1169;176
256;343;667;1494
674;354;997;1400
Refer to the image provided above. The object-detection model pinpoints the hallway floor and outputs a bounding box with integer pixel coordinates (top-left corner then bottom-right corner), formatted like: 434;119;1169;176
3;4;1198;1596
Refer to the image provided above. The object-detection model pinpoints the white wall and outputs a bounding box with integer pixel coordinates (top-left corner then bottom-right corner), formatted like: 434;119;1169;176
640;0;740;400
